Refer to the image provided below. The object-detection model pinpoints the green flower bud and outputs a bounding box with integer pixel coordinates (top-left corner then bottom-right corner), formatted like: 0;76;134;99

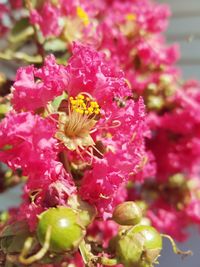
112;201;142;226
37;207;85;252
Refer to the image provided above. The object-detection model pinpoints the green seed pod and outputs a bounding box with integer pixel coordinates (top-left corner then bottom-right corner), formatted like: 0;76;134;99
68;195;97;227
115;230;144;267
132;225;162;264
115;225;162;267
135;201;148;215
37;207;85;252
139;217;151;226
112;201;142;226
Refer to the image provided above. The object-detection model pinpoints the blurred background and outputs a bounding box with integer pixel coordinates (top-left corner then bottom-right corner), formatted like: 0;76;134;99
161;0;200;79
0;0;200;266
159;1;200;265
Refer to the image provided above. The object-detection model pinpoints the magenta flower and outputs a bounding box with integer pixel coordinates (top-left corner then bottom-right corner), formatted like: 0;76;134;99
30;2;62;37
0;43;149;227
12;55;69;112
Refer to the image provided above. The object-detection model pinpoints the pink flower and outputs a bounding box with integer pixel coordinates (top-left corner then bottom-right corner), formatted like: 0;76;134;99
67;42;130;113
65;44;149;216
30;2;61;37
20;161;76;230
147;80;200;180
143;3;171;33
186;201;200;224
88;219;119;248
102;0;171;34
0;112;58;173
12;55;69;112
79;157;126;218
147;200;188;241
2;43;149;226
9;0;22;9
136;36;180;67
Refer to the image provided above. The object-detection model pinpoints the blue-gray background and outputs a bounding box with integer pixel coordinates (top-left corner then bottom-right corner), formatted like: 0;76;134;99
0;0;200;266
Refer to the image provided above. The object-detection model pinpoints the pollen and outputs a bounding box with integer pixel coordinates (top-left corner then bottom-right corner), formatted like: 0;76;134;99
76;6;90;26
126;13;137;21
70;94;100;115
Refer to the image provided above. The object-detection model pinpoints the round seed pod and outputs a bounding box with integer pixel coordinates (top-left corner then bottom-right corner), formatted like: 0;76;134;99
37;207;85;253
112;201;142;226
132;225;163;264
115;225;163;267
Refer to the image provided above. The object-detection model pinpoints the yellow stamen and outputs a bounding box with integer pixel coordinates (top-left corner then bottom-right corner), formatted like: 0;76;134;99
76;6;90;26
55;94;101;151
70;94;100;116
126;13;137;21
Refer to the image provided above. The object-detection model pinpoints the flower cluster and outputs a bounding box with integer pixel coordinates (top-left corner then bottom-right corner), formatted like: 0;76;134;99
0;43;148;229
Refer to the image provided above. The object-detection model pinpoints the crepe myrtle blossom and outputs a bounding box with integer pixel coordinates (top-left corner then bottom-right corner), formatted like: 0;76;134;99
30;2;62;37
101;0;171;36
30;0;103;44
147;176;200;241
0;43;149;227
147;80;200;181
11;54;70;112
96;0;180;96
147;199;189;241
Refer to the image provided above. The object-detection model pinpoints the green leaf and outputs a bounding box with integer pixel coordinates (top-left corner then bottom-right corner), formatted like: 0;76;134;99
13;52;43;63
0;104;10;115
5;233;30;253
0;221;31;253
0;50;42;63
9;18;34;43
51;91;68;110
44;39;67;52
0;221;28;238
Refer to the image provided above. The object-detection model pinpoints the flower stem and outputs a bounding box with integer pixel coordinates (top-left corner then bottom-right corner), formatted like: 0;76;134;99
100;257;118;266
19;226;51;265
25;0;45;62
79;239;95;265
161;234;193;258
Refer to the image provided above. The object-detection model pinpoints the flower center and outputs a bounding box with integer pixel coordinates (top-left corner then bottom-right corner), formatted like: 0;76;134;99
69;94;100;115
55;94;100;151
61;7;90;43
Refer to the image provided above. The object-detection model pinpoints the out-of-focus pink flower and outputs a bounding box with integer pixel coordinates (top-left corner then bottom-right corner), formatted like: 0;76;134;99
9;0;23;9
136;36;180;67
148;81;200;181
30;2;61;37
147;200;188;241
88;219;118;248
